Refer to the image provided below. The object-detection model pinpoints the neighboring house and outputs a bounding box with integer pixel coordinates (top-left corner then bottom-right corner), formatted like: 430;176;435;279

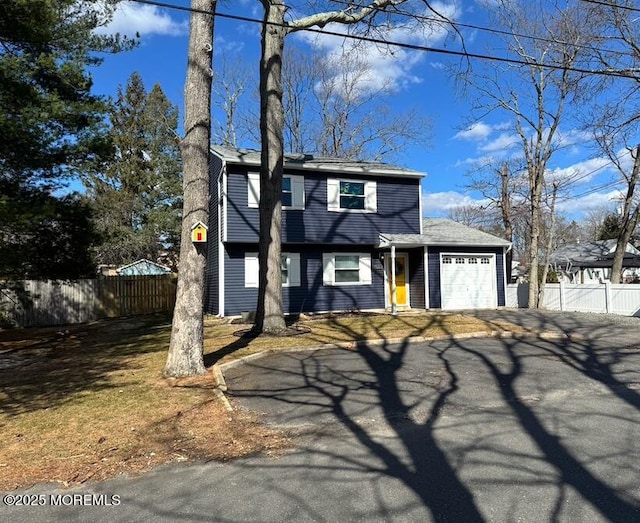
205;146;511;316
116;259;172;276
550;240;640;283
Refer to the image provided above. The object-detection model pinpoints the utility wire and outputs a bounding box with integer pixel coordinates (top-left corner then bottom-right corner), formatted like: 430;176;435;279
132;0;638;202
579;0;640;12
129;0;639;79
328;0;629;57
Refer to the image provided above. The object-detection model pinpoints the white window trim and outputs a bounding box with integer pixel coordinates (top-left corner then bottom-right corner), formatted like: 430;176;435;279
327;178;377;213
244;252;259;288
247;172;305;210
281;253;301;287
244;252;301;288
322;252;372;286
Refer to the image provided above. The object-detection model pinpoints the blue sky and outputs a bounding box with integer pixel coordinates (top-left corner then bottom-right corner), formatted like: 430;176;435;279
91;0;632;222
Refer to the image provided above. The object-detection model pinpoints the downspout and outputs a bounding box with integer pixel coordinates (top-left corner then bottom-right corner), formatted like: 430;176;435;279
218;162;226;317
504;244;512;304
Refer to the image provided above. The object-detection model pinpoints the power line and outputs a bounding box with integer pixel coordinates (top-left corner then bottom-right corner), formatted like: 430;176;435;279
329;0;628;57
129;0;638;79
555;148;631;187
579;0;640;12
130;0;639;203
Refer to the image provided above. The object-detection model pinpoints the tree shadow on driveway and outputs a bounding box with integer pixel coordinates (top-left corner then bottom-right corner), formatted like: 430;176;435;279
223;313;640;521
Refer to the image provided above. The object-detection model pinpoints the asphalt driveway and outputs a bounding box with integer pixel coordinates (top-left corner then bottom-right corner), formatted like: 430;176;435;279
3;311;640;522
221;310;640;522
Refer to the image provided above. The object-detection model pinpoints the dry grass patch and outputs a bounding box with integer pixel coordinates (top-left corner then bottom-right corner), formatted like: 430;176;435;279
0;316;288;491
204;311;523;364
0;311;521;491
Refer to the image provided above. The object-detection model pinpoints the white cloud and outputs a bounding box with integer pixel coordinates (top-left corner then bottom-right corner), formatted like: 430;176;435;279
547;157;614;184
557;189;625;215
454;122;493;141
96;2;187;37
554;129;591;148
478;132;520;153
422;190;486;215
294;3;458;97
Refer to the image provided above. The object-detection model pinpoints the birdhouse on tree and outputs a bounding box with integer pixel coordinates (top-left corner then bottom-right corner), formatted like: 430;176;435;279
191;221;208;243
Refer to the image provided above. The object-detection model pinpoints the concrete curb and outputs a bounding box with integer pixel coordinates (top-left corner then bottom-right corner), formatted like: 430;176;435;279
211;329;580;400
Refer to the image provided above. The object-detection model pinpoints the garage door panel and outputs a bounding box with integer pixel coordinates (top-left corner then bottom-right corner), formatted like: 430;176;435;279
441;255;496;310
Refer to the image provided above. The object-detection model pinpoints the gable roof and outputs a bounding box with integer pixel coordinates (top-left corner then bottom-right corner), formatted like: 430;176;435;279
211;145;425;179
550;240;640;265
116;259;172;276
379;218;511;248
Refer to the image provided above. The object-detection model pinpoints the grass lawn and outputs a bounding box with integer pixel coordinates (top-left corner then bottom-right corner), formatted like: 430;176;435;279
0;311;521;491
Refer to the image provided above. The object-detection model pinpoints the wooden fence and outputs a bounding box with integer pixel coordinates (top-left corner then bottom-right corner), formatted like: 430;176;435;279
507;282;640;316
0;275;177;327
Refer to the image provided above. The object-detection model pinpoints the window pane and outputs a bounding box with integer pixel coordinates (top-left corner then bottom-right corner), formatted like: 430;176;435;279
281;255;289;284
335;270;360;283
282;177;292;207
335;255;359;269
339;195;365;209
340;181;364;196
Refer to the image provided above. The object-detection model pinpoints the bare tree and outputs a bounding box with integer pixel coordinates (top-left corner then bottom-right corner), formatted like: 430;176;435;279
446;204;494;230
311;47;430;160
282;45;317;153
213;42;430;161
465;160;530;282
255;1;448;333
212;55;253;147
460;1;595;307
538;181;559;305
598;144;640;283
164;0;216;377
582;1;640;283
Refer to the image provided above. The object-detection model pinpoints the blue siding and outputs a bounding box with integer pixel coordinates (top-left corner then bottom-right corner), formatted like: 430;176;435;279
225;168;421;245
408;248;425;309
205;154;224;315
427;246;506;309
223;244;386;316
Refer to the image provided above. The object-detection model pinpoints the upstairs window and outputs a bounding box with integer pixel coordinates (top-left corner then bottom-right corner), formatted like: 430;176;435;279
340;181;365;210
327;178;376;213
282;177;293;207
248;173;305;210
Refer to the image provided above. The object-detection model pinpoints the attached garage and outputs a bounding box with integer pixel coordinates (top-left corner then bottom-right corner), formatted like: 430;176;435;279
440;253;497;310
379;218;511;311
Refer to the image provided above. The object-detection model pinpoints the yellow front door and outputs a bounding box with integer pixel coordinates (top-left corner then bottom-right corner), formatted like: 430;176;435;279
386;254;408;307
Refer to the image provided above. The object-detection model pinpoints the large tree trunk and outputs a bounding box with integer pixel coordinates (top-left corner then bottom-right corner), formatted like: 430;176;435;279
500;163;514;283
528;166;544;309
538;182;559;306
164;0;216;377
611;146;640;284
255;1;287;334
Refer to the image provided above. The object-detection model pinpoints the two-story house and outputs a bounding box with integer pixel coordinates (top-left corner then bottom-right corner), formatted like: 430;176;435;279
205;146;510;317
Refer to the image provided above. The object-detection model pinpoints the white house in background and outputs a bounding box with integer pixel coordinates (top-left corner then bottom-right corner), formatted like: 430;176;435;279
550;240;640;283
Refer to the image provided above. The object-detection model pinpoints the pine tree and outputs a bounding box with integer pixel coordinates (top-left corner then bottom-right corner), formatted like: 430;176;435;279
85;72;182;266
0;0;130;280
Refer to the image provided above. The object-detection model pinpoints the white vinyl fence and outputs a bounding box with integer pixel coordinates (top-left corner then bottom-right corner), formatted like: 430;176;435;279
507;283;640;316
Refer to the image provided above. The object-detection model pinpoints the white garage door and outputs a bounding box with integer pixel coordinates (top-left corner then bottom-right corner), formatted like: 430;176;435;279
440;254;497;310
